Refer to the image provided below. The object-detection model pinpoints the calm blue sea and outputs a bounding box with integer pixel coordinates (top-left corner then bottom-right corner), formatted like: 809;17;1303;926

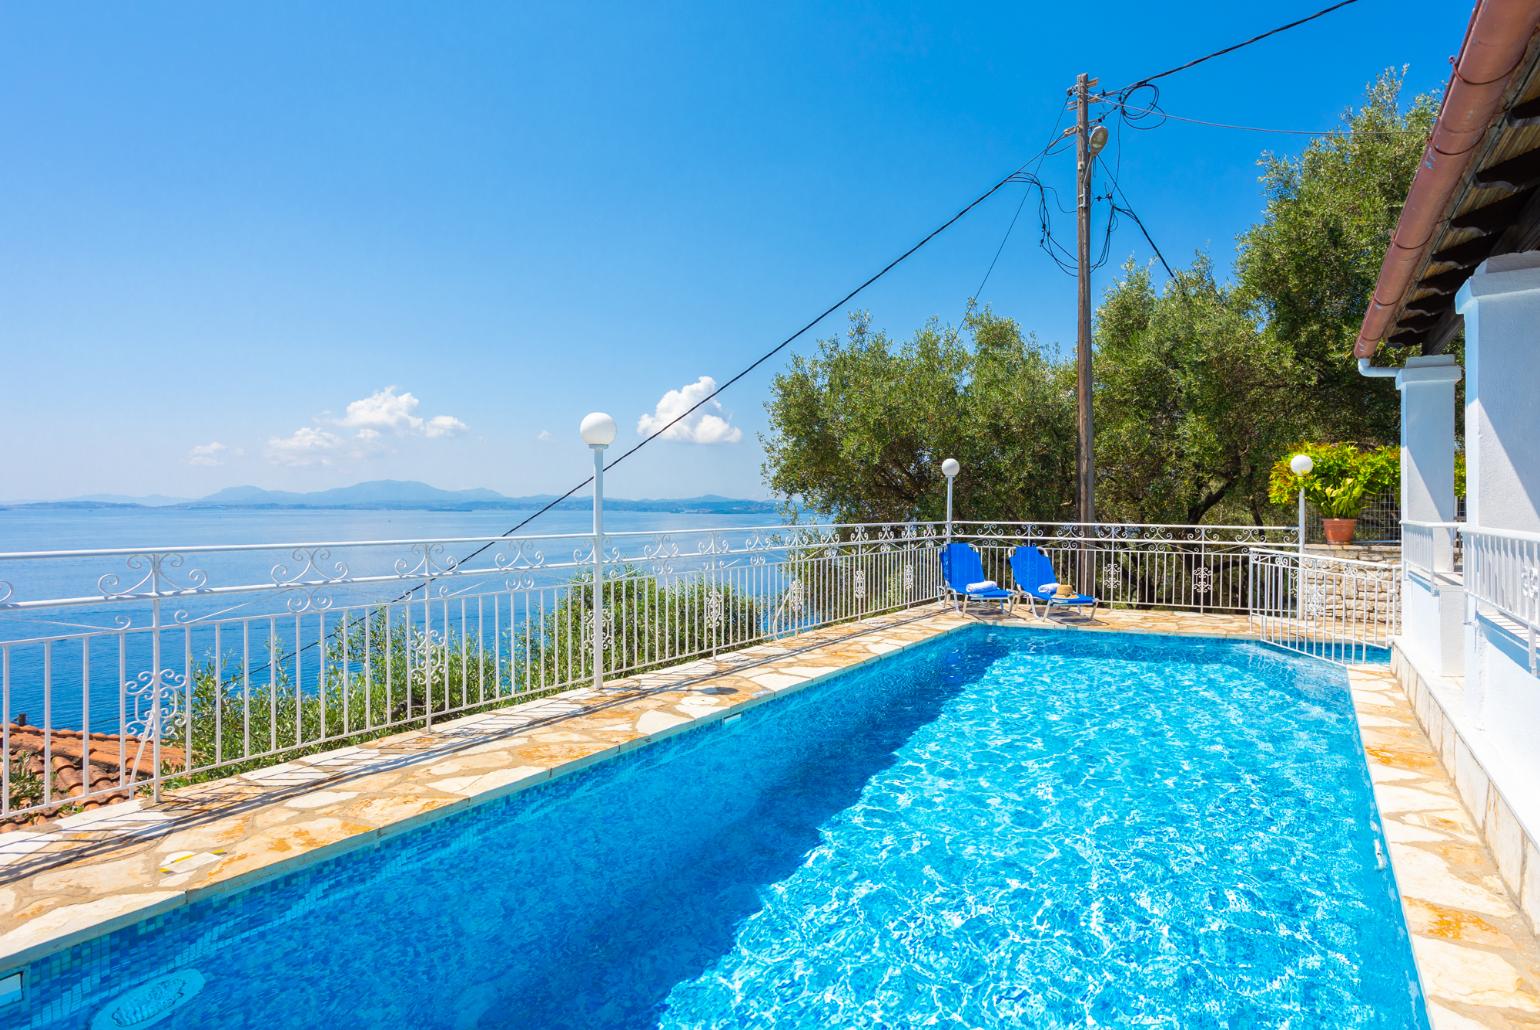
0;508;777;730
0;505;773;558
9;627;1426;1029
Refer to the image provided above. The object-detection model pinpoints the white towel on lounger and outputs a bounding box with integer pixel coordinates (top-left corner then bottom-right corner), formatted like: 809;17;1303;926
965;580;998;592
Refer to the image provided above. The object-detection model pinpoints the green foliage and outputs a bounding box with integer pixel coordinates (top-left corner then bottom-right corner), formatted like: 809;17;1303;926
1093;257;1298;524
518;571;764;684
175;573;773;784
181;610;499;780
1235;70;1439;442
1095;70;1434;526
5;750;44;812
762;309;1076;523
1268;442;1399;518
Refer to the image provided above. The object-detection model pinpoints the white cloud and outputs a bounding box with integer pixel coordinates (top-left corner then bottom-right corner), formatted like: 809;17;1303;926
337;386;465;438
637;376;743;445
264;386;468;466
536;429;554;442
187;441;228;467
266;427;347;467
424;414;468;439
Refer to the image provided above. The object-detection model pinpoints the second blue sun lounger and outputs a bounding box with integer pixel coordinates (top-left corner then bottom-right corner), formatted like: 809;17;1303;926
1009;545;1098;620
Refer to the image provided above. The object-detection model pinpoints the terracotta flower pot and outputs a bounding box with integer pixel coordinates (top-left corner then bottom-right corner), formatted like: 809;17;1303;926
1322;518;1357;545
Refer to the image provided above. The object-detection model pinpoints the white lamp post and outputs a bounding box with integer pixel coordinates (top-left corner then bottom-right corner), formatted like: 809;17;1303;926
1289;452;1314;623
580;412;617;689
1289;453;1314;556
942;458;960;546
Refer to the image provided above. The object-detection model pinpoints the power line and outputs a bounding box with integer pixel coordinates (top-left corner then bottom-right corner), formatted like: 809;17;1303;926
971;186;1032;302
446;141;1069;557
1103;167;1176;283
1109;0;1361;94
243;138;1069;680
972;111;1068;303
1108;99;1423;137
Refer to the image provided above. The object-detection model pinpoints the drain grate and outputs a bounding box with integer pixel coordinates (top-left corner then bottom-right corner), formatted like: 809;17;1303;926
91;970;204;1029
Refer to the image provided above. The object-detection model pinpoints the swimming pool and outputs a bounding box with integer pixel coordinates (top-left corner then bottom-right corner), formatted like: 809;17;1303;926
7;626;1425;1028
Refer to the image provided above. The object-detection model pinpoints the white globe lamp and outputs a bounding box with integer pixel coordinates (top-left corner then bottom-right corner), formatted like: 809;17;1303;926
580;412;617;448
1289;453;1313;555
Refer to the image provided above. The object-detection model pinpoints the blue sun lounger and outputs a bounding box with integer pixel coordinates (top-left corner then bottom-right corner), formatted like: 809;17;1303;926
1009;545;1098;620
940;542;1014;614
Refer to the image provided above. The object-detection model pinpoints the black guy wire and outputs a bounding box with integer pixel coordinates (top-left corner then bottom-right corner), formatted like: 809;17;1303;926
970;110;1070;306
243;139;1067;681
1109;0;1361;94
1103;166;1187;304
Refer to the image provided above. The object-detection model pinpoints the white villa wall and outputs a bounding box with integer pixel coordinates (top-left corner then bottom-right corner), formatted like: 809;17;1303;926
1391;252;1540;929
1459;253;1540;537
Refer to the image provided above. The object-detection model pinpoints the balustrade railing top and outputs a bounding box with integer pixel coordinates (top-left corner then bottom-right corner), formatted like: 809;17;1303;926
0;522;941;611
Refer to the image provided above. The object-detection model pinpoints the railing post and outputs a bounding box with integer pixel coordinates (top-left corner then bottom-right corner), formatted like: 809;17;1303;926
581;413;617;690
424;590;434;730
150;592;163;804
1197;533;1208;614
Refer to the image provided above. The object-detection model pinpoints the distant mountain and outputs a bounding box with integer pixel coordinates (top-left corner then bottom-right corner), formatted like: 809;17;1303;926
193;480;509;508
2;479;778;514
1;492;192;508
73;492;192;507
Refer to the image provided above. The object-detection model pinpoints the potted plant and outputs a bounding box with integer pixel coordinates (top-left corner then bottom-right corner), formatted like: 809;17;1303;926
1269;443;1399;545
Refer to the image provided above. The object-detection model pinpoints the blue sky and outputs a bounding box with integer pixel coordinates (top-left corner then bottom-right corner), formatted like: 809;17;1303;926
1;1;1467;502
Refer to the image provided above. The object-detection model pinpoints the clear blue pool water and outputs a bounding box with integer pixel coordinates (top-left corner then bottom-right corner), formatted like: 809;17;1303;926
9;627;1426;1029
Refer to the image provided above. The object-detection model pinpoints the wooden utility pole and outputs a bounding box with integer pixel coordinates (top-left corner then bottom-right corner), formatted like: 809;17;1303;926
1074;72;1096;527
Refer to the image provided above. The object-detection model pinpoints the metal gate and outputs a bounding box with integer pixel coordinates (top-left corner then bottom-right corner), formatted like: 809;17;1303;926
1248;548;1401;665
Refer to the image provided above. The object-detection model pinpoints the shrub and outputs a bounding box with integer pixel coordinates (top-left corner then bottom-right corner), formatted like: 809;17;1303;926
1268;442;1399;519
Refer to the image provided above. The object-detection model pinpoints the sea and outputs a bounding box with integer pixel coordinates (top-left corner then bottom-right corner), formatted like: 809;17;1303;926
0;506;782;731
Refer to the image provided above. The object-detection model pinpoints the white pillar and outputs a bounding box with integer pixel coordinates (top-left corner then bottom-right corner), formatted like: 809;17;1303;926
1395;355;1463;677
1457;253;1540;535
1455;254;1540;765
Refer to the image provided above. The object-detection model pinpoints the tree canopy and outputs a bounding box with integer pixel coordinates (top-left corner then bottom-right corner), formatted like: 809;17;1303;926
762;310;1075;523
1092;257;1296;525
1235;70;1438;442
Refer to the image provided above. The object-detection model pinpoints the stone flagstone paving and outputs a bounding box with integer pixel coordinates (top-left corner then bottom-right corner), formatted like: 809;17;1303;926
0;602;1536;1027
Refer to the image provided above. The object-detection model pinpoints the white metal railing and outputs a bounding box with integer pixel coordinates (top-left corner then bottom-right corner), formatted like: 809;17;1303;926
1306;490;1403;544
1462;523;1540;673
1248;548;1401;664
1402;519;1462;581
952;522;1299;612
0;522;947;821
1;516;1407;823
